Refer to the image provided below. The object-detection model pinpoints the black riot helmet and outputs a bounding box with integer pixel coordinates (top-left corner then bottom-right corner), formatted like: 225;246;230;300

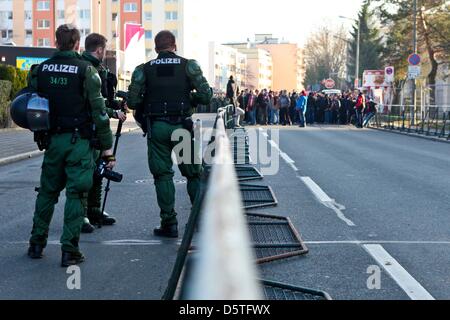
10;92;51;132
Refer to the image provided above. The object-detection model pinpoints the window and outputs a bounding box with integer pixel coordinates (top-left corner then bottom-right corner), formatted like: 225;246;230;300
124;3;138;12
36;1;50;11
146;49;153;57
112;13;118;21
25;11;32;20
0;30;12;39
78;9;90;19
57;10;65;20
144;0;152;3
165;11;177;21
145;30;152;39
171;29;178;37
37;20;50;29
37;38;50;47
81;28;90;37
144;12;152;21
0;11;13;20
26;30;32;38
165;0;178;2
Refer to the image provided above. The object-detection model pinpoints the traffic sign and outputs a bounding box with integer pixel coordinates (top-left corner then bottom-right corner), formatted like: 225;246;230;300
385;66;395;83
408;53;421;66
324;78;335;89
408;65;421;79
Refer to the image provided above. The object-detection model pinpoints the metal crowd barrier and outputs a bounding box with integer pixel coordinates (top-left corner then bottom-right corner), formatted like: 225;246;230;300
162;107;262;300
369;105;450;140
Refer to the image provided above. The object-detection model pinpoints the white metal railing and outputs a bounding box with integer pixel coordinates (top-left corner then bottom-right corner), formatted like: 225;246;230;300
183;110;262;300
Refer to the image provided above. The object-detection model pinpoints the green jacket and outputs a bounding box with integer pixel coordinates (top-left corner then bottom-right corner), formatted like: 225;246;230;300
29;50;113;150
127;56;213;111
81;51;118;118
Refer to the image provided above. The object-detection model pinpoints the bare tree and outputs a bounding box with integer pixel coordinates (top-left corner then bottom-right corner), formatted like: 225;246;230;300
304;25;349;89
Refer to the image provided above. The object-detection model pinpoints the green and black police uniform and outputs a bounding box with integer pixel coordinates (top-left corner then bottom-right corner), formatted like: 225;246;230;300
81;51;120;230
127;51;212;237
27;50;113;266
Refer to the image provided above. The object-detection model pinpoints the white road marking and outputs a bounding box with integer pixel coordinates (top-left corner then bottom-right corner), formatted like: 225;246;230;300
363;244;435;300
300;177;356;227
306;240;450;245
9;239;183;246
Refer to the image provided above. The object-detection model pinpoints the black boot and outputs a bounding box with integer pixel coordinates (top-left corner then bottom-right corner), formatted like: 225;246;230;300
88;208;116;226
153;224;178;238
99;212;116;226
28;244;44;259
81;222;95;234
61;251;85;268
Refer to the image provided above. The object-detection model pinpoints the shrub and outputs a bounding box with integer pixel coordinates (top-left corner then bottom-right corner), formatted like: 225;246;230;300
0;64;29;99
0;80;12;128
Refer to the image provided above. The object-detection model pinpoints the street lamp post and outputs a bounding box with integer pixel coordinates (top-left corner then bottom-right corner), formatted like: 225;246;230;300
339;16;361;89
411;0;417;126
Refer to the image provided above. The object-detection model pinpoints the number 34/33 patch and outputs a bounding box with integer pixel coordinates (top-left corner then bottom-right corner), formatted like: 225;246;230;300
50;76;68;86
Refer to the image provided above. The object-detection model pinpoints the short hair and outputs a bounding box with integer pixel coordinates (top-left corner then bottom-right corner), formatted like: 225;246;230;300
56;24;80;51
85;33;107;52
155;30;176;51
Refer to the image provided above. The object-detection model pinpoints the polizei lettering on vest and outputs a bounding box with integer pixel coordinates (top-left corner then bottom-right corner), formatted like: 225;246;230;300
41;64;79;74
150;58;181;66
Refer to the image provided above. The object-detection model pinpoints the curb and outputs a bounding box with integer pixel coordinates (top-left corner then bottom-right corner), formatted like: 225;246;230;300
0;127;141;167
0;150;44;166
369;127;450;145
0;127;24;133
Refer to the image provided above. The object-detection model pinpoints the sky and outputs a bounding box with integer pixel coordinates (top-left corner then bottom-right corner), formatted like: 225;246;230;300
199;0;365;46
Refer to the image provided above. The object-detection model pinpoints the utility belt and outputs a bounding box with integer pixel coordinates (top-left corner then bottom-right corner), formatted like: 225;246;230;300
144;114;194;140
145;101;192;118
35;117;96;151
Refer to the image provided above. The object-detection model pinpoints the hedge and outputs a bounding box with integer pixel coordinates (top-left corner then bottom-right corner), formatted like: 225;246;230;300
0;80;12;128
0;64;28;99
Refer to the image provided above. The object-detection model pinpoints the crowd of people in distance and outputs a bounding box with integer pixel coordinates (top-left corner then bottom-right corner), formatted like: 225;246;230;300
232;89;378;129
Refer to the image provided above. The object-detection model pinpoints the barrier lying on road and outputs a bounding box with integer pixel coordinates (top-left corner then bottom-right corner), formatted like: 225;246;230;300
246;213;309;264
369;105;450;140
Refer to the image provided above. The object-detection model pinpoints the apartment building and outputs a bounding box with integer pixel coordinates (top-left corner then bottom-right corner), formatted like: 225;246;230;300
208;42;247;92
0;0;185;60
226;43;273;91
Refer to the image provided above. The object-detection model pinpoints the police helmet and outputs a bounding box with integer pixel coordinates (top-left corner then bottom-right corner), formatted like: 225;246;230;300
10;93;50;132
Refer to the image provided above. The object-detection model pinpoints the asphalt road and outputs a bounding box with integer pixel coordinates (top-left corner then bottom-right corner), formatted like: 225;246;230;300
1;117;449;300
252;124;450;300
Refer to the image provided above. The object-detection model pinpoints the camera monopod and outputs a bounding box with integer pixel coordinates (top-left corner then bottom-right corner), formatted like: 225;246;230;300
99;91;128;228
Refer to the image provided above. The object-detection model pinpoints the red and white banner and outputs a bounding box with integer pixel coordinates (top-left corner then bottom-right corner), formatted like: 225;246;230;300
124;23;145;72
363;70;390;88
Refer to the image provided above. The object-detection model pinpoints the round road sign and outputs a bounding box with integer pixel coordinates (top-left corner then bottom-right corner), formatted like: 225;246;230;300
324;78;335;89
408;54;421;66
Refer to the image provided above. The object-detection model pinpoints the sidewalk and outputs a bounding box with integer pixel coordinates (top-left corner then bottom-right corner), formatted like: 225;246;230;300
0;118;140;166
369;126;450;144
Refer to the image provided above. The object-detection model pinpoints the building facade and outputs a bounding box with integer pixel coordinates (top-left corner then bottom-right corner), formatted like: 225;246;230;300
0;0;185;60
207;42;247;92
256;42;305;92
225;34;305;92
226;43;273;91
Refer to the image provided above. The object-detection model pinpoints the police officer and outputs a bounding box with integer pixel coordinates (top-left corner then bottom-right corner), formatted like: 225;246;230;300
81;33;127;233
127;30;212;238
27;24;115;267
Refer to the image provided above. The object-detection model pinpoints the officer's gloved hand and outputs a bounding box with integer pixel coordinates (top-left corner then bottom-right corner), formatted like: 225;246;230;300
102;149;116;169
